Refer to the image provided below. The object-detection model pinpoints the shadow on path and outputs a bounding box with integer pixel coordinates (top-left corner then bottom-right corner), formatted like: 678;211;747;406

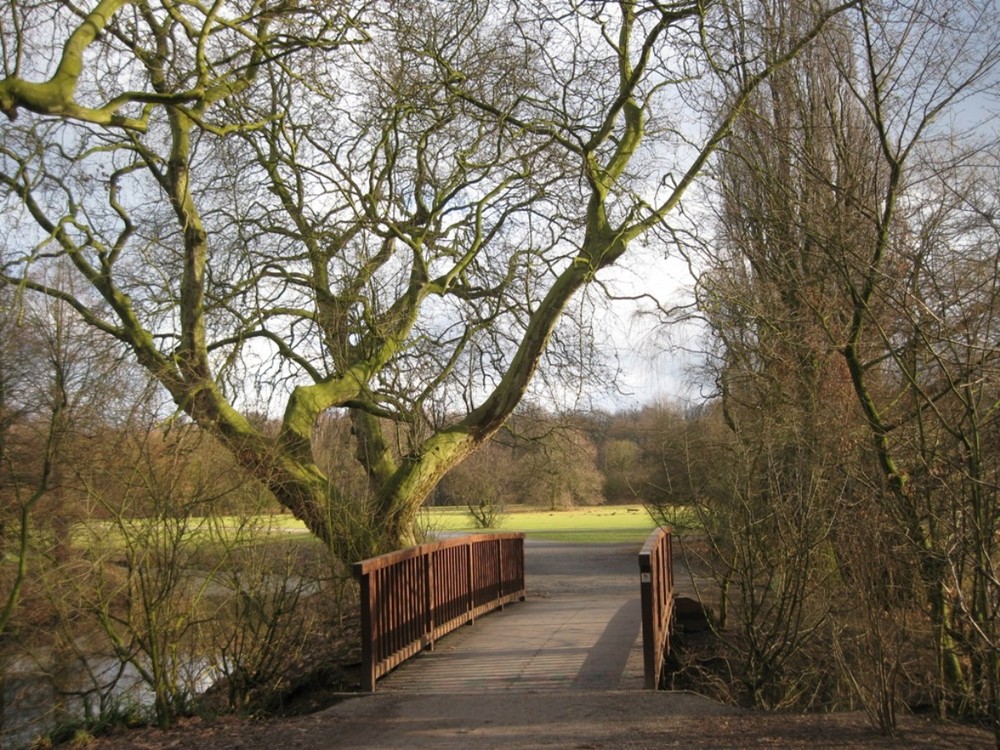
573;597;640;689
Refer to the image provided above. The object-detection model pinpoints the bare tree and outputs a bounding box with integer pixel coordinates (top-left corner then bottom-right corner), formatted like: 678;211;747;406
698;0;1000;734
0;320;63;636
0;0;854;560
1;277;132;636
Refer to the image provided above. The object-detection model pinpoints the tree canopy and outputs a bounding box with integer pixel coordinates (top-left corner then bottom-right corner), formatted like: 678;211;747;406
0;0;852;559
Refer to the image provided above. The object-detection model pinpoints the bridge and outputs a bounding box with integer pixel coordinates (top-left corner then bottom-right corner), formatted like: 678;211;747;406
352;529;682;695
277;530;736;750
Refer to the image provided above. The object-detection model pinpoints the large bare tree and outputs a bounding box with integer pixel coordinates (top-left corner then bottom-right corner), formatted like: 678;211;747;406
0;0;852;560
701;0;1000;733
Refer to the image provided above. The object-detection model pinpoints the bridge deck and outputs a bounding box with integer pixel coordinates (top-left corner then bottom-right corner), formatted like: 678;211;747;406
378;540;647;693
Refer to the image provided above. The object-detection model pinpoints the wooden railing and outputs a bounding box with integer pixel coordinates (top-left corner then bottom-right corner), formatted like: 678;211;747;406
352;533;526;691
638;526;674;689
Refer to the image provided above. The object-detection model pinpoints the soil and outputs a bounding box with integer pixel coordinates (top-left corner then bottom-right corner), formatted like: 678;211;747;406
85;700;995;749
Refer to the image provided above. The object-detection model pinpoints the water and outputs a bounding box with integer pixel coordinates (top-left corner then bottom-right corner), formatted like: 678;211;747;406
1;650;214;749
1;562;328;747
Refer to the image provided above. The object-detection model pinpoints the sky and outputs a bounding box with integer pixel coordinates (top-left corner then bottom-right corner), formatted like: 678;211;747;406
599;252;708;412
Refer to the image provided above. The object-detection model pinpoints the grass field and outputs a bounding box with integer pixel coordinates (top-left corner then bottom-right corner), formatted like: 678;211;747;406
225;505;683;545
70;505;688;554
417;505;665;544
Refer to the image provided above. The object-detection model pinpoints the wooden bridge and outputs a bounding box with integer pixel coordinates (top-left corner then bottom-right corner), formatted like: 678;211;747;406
352;527;676;693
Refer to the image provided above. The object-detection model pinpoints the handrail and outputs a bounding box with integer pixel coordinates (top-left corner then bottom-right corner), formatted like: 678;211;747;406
352;532;526;691
638;526;674;689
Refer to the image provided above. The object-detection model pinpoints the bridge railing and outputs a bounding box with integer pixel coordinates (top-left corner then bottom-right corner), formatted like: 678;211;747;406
352;532;526;691
638;526;674;689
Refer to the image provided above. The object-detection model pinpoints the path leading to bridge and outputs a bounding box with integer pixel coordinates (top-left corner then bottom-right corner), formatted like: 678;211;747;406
92;538;996;749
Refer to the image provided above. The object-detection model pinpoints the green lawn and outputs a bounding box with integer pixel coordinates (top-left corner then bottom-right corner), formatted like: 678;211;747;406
241;505;689;544
417;505;668;544
70;513;320;556
69;505;691;555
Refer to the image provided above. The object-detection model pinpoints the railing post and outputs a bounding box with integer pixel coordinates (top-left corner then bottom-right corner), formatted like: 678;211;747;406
466;538;475;623
517;535;526;601
639;526;674;690
667;533;674;592
425;550;436;650
496;537;504;608
356;567;377;692
639;544;656;689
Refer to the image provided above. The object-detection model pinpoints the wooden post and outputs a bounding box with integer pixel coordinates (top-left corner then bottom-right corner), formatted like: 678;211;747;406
425;551;436;650
467;539;475;623
496;537;504;608
639;542;657;690
356;568;377;692
639;526;674;690
517;535;526;601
